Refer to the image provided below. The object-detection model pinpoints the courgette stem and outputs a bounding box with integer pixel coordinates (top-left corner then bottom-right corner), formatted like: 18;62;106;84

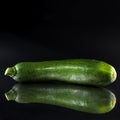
4;67;16;77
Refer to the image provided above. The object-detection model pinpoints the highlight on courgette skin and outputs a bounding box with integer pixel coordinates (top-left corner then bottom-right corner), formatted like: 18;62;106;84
4;59;117;86
5;84;116;114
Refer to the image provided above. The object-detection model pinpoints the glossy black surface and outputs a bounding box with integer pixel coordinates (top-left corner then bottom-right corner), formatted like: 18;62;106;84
0;1;120;120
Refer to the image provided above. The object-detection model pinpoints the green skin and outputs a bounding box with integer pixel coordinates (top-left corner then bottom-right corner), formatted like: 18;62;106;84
5;84;116;114
5;59;117;86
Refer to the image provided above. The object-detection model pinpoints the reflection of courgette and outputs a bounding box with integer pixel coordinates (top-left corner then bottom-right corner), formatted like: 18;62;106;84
5;84;116;114
4;59;117;86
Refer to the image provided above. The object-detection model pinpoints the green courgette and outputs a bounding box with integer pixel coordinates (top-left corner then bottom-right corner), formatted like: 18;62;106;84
4;59;117;86
5;84;116;114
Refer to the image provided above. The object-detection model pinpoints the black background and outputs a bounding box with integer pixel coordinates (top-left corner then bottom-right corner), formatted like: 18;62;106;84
0;0;120;120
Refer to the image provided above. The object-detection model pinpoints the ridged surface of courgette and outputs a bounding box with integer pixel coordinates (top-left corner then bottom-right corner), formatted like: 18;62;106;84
4;59;117;86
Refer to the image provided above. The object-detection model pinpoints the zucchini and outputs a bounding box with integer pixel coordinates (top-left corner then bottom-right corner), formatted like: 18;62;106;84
5;84;116;114
4;59;117;86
